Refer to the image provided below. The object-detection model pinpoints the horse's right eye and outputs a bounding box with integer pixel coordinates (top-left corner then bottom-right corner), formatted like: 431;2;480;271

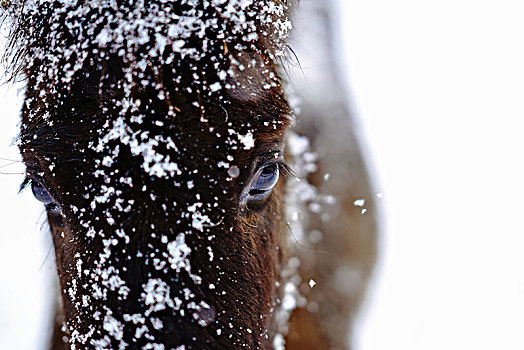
31;181;54;204
31;181;62;215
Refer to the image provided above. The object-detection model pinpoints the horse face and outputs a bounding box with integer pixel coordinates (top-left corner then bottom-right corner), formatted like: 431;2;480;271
16;1;293;348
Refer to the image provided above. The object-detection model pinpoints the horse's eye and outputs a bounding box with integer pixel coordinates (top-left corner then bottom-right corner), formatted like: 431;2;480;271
248;164;280;202
31;181;53;204
31;181;61;215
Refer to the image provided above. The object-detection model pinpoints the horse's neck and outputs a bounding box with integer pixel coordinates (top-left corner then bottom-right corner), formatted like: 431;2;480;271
284;1;379;349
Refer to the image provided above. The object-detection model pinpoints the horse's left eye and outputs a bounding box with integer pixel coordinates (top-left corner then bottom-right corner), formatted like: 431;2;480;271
248;164;280;202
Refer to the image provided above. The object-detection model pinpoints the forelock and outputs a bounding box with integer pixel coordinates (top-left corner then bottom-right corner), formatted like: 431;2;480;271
1;0;293;84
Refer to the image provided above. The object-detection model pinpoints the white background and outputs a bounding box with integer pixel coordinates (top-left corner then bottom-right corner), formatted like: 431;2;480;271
337;1;524;349
2;1;524;348
0;82;55;349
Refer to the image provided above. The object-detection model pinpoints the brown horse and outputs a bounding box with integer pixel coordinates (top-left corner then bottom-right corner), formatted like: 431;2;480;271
2;0;377;348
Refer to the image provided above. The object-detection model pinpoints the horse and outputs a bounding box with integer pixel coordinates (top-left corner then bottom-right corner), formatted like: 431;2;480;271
1;0;377;348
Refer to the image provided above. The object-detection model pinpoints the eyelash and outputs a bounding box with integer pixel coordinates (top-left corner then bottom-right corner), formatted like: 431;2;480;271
273;160;294;179
19;176;34;193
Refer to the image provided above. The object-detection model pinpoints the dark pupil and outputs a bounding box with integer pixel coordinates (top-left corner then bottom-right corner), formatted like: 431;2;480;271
31;182;54;205
261;166;275;176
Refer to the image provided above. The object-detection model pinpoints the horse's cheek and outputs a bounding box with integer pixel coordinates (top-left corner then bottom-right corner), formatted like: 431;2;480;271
47;221;80;324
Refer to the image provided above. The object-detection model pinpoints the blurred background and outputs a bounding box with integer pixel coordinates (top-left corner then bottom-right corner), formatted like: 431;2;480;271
1;0;524;348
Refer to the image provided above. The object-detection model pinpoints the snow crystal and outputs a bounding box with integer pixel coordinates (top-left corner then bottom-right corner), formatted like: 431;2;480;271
287;134;309;155
123;314;146;324
142;279;180;316
217;161;230;169
187;202;212;232
273;334;285;350
238;131;255;150
192;301;216;327
281;282;298;311
143;344;165;350
209;82;222;92
103;312;124;341
166;234;191;272
353;198;366;207
166;233;201;284
150;318;163;330
94;117;182;179
228;165;240;178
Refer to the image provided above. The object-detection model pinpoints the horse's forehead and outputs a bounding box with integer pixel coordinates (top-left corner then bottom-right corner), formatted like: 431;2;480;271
17;0;293;149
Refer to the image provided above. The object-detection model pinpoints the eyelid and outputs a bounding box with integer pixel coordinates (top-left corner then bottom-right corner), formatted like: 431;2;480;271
252;149;295;180
254;150;283;167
